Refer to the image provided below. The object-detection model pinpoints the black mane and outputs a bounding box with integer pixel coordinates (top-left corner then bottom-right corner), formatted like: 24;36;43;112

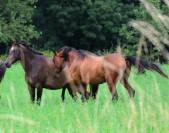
19;43;43;55
57;46;87;59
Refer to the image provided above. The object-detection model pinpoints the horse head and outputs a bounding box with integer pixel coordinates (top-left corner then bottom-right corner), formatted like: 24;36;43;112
5;42;21;68
53;46;73;73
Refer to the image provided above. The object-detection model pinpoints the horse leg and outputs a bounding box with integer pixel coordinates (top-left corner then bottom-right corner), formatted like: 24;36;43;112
85;85;90;100
78;83;87;102
107;82;118;101
90;84;99;99
61;86;67;102
106;74;119;101
37;85;43;105
67;86;78;101
27;84;35;103
61;85;78;102
120;68;135;98
120;77;135;98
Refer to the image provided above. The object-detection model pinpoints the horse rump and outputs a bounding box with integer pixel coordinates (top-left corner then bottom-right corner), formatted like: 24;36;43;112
0;61;6;82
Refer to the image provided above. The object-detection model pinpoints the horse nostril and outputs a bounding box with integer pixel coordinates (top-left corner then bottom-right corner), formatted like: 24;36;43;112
4;62;8;66
5;62;10;68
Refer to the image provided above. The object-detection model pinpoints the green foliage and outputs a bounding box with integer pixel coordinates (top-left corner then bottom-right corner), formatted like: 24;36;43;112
0;0;39;44
34;0;140;51
0;0;168;62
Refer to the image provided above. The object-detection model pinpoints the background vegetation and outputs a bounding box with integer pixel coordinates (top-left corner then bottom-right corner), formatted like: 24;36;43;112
0;0;169;61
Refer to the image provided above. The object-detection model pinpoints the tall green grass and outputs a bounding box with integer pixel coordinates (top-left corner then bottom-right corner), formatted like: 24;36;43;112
0;64;169;133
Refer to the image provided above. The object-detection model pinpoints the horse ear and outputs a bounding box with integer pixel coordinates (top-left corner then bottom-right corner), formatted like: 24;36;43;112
18;43;24;48
12;41;17;46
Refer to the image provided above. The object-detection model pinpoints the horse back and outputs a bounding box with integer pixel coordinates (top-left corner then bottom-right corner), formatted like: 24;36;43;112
77;55;105;84
103;53;126;69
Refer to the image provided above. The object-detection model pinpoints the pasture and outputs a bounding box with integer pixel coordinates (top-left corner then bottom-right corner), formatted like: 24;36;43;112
0;63;169;133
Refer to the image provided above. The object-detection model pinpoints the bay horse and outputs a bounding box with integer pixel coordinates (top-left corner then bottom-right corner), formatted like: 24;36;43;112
87;56;169;99
53;46;135;101
5;43;75;104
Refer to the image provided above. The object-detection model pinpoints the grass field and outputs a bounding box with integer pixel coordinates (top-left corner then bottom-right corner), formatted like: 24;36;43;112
0;63;169;133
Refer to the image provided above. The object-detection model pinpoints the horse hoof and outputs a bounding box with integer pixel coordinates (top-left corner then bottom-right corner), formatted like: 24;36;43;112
36;101;41;106
92;96;97;100
132;90;135;97
112;96;118;101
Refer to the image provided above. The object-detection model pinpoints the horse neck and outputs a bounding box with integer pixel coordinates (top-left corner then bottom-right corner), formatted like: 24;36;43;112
19;47;37;74
68;51;80;63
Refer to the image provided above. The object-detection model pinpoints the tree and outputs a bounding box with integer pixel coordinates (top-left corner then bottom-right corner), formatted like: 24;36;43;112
34;0;140;51
0;0;39;53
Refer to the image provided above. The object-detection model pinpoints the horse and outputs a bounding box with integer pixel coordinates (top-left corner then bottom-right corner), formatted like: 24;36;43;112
87;56;169;99
56;48;169;100
0;61;6;83
0;61;6;98
53;46;135;101
5;43;75;104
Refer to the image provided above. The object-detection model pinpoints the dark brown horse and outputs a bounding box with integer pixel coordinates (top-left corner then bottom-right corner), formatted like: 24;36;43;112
5;43;75;104
53;46;135;101
0;61;6;83
0;61;6;98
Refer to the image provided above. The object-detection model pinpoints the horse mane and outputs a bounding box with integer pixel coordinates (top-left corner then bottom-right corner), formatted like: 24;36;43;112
57;46;87;59
57;46;95;58
18;43;43;55
76;50;87;58
79;50;96;56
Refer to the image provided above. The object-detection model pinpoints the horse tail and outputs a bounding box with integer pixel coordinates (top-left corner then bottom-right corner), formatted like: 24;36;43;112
125;56;169;79
0;62;6;82
150;63;169;79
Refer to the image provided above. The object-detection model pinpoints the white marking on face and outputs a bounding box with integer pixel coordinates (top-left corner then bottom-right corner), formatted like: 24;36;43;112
10;46;16;52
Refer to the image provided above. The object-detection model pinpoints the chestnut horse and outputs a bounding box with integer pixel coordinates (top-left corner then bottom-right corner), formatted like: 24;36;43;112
53;46;135;101
5;43;75;104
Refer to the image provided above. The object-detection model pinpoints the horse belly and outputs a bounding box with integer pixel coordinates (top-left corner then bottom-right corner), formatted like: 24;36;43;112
45;77;65;89
81;67;105;84
88;76;105;84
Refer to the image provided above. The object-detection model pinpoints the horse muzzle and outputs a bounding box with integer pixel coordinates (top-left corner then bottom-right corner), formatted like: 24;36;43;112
5;62;11;68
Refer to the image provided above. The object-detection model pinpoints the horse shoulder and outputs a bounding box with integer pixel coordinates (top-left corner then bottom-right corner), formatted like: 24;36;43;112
26;57;50;84
68;59;81;81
